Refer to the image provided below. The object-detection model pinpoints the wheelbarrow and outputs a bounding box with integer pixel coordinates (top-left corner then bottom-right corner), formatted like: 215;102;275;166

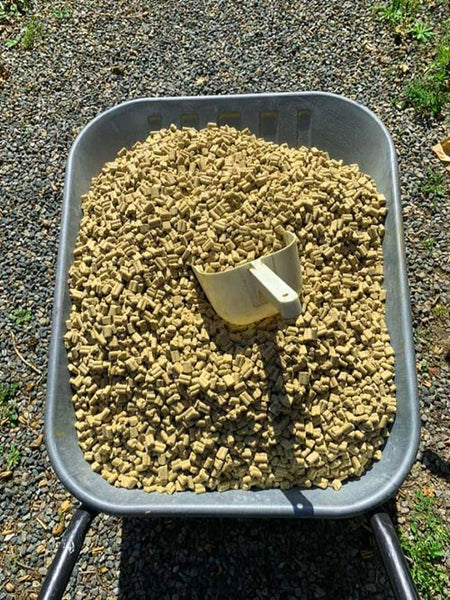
41;93;420;600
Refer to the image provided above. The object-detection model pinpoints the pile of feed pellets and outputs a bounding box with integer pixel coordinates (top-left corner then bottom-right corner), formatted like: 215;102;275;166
65;124;396;494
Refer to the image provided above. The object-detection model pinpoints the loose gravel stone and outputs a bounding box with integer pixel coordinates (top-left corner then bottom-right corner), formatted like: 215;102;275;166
1;1;448;599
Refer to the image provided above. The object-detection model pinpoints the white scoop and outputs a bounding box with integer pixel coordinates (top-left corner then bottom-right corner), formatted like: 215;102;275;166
193;231;302;325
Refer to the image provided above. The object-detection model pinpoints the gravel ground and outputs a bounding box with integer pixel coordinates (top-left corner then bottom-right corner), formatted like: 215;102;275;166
1;1;449;599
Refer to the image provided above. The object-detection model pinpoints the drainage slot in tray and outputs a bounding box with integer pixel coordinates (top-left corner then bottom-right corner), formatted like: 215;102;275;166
297;109;312;146
148;114;162;130
218;111;241;128
180;113;199;129
259;110;278;140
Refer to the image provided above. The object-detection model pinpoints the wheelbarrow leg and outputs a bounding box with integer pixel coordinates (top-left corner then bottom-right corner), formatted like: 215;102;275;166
370;511;419;600
39;505;98;600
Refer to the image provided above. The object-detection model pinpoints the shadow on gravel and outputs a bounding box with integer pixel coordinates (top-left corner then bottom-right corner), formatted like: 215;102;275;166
117;515;395;599
421;449;450;478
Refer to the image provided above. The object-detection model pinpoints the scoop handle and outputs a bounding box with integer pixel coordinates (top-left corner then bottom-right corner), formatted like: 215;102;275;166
248;260;301;319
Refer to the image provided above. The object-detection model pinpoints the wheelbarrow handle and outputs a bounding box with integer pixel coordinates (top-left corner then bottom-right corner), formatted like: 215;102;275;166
39;505;97;600
370;511;419;600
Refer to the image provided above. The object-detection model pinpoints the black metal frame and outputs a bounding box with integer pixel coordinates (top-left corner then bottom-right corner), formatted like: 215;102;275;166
370;511;419;600
39;507;96;600
39;506;419;600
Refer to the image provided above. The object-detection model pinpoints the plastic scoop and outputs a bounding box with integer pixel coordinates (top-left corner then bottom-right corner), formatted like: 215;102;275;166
193;230;302;325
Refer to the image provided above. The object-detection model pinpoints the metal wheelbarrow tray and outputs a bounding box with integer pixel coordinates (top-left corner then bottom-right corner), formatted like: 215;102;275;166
42;93;420;599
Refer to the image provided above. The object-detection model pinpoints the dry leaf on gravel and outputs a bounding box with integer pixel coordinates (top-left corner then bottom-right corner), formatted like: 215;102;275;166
60;499;72;513
52;522;65;537
432;137;450;170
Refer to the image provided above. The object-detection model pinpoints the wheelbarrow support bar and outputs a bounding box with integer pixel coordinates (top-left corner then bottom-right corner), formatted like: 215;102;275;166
370;511;419;600
39;506;418;598
39;505;97;600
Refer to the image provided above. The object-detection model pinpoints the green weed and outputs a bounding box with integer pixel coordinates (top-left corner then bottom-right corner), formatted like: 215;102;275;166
409;21;434;43
0;0;31;23
4;35;20;48
415;325;432;342
401;491;450;599
375;0;419;27
436;37;450;70
53;4;72;20
404;20;450;116
0;443;21;469
375;5;404;26
5;444;21;469
1;0;34;49
422;170;447;199
11;307;31;324
20;15;44;50
0;382;19;427
432;303;449;319
405;78;450;116
424;237;436;251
